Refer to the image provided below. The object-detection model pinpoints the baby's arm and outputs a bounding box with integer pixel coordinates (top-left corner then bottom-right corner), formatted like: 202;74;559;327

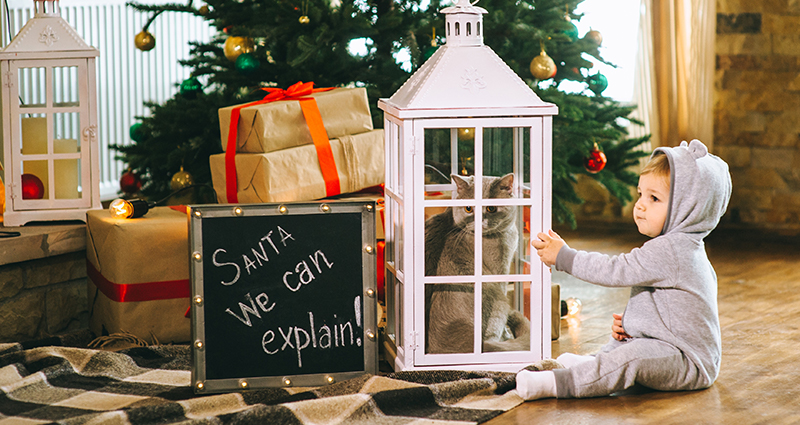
531;230;566;267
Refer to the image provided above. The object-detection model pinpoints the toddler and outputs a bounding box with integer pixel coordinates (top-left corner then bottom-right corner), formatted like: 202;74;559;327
518;139;732;400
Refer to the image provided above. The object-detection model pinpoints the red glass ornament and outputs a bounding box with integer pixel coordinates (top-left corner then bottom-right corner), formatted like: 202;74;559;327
120;170;142;194
21;174;45;199
584;143;607;173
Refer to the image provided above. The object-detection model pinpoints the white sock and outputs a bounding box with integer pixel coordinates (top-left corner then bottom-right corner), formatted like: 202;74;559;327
515;370;557;400
556;352;595;369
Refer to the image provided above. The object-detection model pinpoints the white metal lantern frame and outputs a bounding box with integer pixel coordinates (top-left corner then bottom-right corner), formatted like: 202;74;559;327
378;0;558;372
0;0;101;226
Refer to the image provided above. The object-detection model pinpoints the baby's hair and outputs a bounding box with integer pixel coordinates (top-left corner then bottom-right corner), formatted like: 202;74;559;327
640;152;670;179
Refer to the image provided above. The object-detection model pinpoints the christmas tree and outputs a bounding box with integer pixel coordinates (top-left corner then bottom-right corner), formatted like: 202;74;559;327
115;0;649;226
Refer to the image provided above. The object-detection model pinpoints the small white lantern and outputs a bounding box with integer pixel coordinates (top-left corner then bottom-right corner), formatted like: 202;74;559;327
0;0;101;226
378;0;558;372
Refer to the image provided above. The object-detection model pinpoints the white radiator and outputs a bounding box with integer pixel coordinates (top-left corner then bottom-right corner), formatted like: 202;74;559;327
3;0;214;200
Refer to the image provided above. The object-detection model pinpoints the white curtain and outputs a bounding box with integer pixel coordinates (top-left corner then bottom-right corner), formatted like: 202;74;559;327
632;0;716;150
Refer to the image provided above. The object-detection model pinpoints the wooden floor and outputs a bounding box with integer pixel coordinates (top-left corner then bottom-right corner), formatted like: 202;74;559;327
487;224;800;425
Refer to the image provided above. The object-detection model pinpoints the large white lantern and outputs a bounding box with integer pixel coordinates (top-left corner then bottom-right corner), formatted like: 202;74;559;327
378;0;558;372
0;0;101;226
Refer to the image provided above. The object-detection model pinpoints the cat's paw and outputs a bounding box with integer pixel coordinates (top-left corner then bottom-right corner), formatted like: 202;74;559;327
522;358;564;372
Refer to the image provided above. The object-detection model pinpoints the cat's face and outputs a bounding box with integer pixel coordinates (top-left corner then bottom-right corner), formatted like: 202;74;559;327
451;173;516;235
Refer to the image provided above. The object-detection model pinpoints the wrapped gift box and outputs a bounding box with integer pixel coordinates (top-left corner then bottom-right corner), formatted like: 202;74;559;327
86;207;191;343
219;87;373;153
210;129;384;204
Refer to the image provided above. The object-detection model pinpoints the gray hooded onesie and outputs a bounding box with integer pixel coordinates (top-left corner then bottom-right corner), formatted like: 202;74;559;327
552;139;732;398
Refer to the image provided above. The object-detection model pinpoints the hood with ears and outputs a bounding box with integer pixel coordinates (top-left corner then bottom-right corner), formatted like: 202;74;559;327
654;139;732;237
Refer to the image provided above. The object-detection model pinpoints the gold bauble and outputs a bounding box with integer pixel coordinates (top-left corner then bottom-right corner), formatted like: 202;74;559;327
134;30;156;52
584;29;603;46
530;51;557;80
198;5;210;15
223;36;255;62
457;128;474;141
170;167;195;191
298;15;310;24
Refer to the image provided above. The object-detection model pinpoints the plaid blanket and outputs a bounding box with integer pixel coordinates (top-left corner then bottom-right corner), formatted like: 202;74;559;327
0;336;522;424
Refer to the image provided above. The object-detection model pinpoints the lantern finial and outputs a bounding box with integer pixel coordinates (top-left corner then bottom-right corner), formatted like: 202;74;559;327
33;0;60;16
440;0;487;47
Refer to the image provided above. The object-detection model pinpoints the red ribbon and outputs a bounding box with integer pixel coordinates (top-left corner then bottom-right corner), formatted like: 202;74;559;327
225;81;340;203
87;260;190;303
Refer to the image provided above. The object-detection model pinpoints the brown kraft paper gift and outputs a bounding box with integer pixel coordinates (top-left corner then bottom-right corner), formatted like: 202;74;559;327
218;87;373;153
85;207;191;344
210;129;384;204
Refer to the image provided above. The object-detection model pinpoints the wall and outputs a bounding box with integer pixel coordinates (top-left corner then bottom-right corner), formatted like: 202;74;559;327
0;224;87;343
715;0;800;235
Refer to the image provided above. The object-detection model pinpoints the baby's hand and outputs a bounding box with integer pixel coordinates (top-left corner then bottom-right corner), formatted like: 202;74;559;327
611;313;631;341
531;229;565;267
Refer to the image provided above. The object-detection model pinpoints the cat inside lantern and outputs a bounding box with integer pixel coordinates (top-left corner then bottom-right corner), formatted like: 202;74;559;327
424;172;530;354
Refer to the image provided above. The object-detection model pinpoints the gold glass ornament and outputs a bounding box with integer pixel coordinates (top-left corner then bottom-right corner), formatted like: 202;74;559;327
134;30;156;51
298;15;310;24
198;5;210;15
223;36;255;62
584;29;603;46
530;51;556;80
171;167;195;191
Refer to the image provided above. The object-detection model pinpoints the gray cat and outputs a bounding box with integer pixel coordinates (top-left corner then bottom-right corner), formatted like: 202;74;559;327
425;173;531;354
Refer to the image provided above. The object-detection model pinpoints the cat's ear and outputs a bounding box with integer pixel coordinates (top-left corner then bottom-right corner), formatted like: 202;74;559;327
451;174;471;191
498;173;515;192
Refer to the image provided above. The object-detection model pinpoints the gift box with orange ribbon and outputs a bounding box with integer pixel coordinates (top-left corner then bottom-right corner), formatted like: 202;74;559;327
85;207;191;344
218;85;373;154
212;81;383;204
210;129;384;204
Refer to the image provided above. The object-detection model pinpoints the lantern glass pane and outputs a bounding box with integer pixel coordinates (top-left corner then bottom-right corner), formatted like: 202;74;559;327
483;127;530;198
18;67;46;108
22;160;49;199
423;128;475;188
20;115;48;155
425;282;475;354
53;112;81;152
384;271;397;346
54;159;81;199
53;66;80;108
481;204;525;276
481;280;530;353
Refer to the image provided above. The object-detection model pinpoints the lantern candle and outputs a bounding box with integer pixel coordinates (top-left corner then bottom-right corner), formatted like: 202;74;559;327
54;138;79;199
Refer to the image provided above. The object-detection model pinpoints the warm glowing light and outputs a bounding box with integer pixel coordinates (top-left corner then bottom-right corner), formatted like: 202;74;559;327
109;198;149;219
566;297;582;316
326;376;335;384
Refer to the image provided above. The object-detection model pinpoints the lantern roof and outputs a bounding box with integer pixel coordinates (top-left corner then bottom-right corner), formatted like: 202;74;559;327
0;0;98;59
379;0;556;118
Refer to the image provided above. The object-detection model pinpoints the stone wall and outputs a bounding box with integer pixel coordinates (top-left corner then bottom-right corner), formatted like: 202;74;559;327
715;0;800;235
0;252;88;342
0;223;88;343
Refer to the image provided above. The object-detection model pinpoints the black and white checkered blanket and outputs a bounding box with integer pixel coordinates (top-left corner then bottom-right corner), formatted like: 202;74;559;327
0;337;522;424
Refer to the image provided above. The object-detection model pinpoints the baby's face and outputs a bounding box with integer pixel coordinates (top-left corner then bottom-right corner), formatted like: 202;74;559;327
633;173;670;238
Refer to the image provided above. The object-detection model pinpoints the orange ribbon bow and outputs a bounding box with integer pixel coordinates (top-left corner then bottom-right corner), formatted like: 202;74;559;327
225;81;339;203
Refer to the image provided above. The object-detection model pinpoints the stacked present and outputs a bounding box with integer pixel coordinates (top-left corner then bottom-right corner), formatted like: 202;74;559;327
210;82;384;203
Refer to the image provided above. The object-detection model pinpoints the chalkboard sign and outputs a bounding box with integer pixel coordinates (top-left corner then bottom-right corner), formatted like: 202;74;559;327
189;201;378;393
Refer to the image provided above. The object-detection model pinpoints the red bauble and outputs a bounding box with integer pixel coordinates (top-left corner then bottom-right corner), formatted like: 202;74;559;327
120;170;142;194
21;174;45;199
584;143;607;173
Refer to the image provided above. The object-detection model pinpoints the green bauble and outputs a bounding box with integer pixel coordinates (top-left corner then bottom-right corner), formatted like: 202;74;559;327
587;73;609;96
179;77;202;99
235;53;260;74
129;122;146;142
560;20;579;41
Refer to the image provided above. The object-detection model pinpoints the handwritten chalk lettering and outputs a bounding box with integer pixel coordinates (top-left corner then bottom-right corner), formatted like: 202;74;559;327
283;250;335;292
211;226;296;286
225;292;276;327
261;297;363;368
